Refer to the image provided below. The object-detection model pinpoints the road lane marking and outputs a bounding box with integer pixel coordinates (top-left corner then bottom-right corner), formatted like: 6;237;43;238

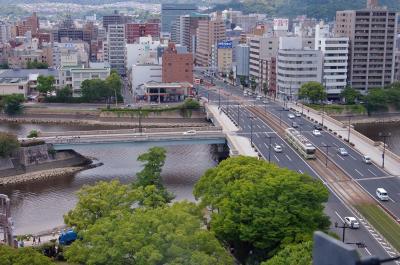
332;142;339;147
388;196;396;203
355;175;396;181
336;154;345;160
285;154;292;161
355;169;364;177
274;154;280;162
364;248;372;255
335;211;344;222
264;143;269;149
299;170;303;174
367;169;377;177
349;154;357;160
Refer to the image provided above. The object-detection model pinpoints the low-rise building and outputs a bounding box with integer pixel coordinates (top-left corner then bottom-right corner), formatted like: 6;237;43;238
143;81;193;103
131;64;162;100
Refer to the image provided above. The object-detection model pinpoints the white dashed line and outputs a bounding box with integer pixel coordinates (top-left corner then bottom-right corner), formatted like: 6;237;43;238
349;154;357;160
274;155;280;162
264;143;269;149
367;169;377;177
285;154;292;161
336;154;345;161
364;248;372;255
335;211;344;222
355;169;364;177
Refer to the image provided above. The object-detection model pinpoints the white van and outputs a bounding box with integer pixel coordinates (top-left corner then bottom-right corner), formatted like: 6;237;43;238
376;188;389;201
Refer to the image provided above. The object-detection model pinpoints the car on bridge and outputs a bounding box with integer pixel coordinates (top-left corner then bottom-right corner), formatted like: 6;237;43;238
183;130;196;135
337;148;348;156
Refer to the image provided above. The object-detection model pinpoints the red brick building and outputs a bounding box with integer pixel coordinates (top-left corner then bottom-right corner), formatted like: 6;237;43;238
16;12;39;37
162;43;193;84
125;23;159;44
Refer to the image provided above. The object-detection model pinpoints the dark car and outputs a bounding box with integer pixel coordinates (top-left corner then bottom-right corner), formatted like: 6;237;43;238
314;124;323;130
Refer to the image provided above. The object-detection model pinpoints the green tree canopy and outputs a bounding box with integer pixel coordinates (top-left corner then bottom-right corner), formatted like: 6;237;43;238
106;72;122;96
36;76;55;94
65;201;234;265
340;86;361;105
0;132;19;157
55;86;73;100
193;156;329;263
261;241;312;265
385;82;400;110
135;146;174;202
298;82;326;104
0;244;54;265
364;88;388;115
1;93;24;115
250;76;257;92
27;59;48;69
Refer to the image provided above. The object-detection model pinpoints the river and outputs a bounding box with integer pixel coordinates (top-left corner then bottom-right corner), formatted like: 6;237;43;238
354;122;400;156
0;123;219;235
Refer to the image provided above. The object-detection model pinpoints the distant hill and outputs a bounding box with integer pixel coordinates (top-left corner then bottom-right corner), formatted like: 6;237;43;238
214;0;400;19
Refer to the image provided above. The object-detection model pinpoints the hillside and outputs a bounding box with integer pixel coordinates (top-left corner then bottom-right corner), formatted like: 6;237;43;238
215;0;400;19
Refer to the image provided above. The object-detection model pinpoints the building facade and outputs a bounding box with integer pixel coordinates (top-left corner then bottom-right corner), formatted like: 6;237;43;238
106;24;126;75
161;4;197;33
125;23;159;44
335;5;397;91
162;43;193;83
277;37;323;100
235;44;250;77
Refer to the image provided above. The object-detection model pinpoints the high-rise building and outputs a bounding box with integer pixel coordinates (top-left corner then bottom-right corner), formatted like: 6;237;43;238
106;24;126;75
195;14;226;68
315;22;349;98
335;0;397;91
16;12;39;37
125;23;159;44
162;43;193;83
161;3;197;33
277;37;323;100
235;44;250;78
103;10;131;31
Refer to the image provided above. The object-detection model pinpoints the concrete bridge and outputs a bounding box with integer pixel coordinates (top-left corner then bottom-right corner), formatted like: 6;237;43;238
20;129;226;146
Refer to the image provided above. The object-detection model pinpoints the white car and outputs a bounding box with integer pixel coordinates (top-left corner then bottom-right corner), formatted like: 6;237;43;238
256;95;262;100
344;217;360;229
183;130;196;135
262;100;268;104
288;114;295;119
337;148;348;156
312;130;321;136
363;155;372;164
295;112;301;117
273;144;283;153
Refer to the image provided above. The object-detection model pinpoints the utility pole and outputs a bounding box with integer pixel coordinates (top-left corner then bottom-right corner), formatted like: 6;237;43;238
321;103;326;128
237;102;240;128
248;116;256;146
277;109;284;126
265;134;276;162
138;106;143;134
378;132;391;168
320;144;332;167
218;86;221;109
346;115;352;142
335;221;350;243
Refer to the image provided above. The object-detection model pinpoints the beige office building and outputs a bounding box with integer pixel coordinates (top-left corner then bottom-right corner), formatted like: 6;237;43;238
195;14;226;68
335;0;398;91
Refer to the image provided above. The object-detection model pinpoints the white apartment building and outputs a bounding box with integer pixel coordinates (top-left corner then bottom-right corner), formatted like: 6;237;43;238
107;24;126;76
315;22;349;98
277;37;323;100
126;36;161;71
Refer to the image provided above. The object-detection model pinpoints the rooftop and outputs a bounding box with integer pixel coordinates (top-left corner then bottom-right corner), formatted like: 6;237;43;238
0;77;28;84
0;69;59;78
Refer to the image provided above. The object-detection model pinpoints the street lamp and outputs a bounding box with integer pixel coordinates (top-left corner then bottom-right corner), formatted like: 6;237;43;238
264;134;276;162
277;109;284;126
237;102;240;128
334;221;350;243
378;132;391;168
218;86;221;109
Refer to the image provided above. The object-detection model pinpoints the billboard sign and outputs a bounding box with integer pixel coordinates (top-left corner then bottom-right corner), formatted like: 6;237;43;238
217;40;233;49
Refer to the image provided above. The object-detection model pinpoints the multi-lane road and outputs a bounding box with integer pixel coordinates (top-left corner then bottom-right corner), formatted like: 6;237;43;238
195;73;399;263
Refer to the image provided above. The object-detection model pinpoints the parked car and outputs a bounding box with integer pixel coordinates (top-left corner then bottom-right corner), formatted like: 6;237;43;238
344;217;360;229
363;155;372;164
183;130;196;135
314;124;323;130
295;112;301;117
337;148;348;156
288;113;295;119
312;130;321;136
292;122;299;128
273;144;283;153
376;188;389;201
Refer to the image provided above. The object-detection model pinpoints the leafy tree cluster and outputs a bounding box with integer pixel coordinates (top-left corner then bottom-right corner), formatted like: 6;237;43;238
0;63;9;69
194;156;330;264
36;76;55;95
340;86;361;105
63;147;233;265
262;241;312;265
0;131;19;158
26;60;48;69
363;82;400;114
298;81;326;104
0;244;54;265
80;72;122;102
0;93;24;115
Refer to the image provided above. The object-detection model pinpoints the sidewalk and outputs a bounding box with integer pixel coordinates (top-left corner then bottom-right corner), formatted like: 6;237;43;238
206;104;258;157
289;102;400;176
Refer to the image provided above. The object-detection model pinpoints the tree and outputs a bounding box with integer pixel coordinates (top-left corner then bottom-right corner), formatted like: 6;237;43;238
228;70;235;85
1;94;24;115
27;59;48;69
0;244;54;265
65;202;234;265
55;86;73;101
261;241;312;265
106;72;122;103
0;132;19;158
27;130;39;138
340;86;361;105
239;76;246;87
250;76;257;92
135;147;174;202
364;88;388;115
193;156;330;264
386;82;400;110
81;79;113;102
298;82;326;104
262;81;269;96
36;75;55;94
